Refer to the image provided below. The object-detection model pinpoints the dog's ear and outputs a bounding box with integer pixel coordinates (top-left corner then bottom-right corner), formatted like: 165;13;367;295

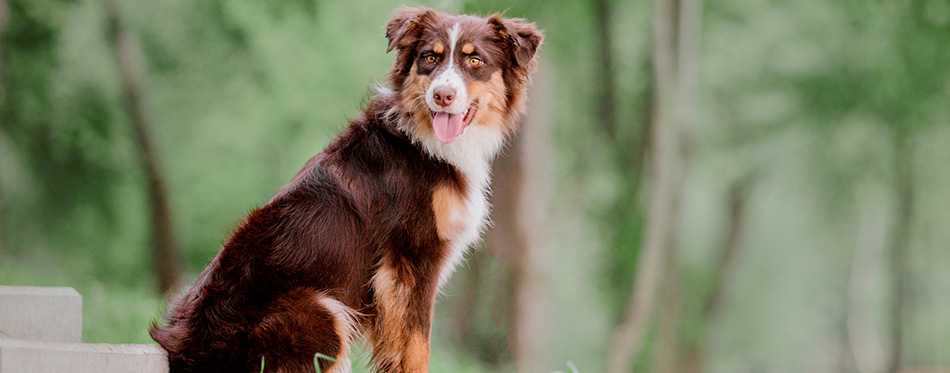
488;15;543;67
385;7;437;53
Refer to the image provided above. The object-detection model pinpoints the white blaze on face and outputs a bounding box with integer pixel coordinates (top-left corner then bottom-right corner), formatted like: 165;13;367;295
426;23;473;143
426;23;468;114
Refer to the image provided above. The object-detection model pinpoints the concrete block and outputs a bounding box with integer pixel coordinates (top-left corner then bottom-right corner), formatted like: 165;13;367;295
0;339;168;373
0;286;82;343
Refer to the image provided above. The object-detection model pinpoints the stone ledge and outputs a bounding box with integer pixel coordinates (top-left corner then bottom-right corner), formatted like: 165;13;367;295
0;286;82;343
0;339;168;373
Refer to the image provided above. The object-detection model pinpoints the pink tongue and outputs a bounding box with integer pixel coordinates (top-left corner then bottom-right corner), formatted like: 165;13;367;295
432;112;465;143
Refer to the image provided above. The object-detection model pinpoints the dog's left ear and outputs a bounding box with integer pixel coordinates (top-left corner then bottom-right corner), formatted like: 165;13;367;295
385;7;437;53
488;15;544;67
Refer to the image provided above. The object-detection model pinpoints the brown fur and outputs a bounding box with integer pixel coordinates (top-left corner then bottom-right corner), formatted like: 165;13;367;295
399;65;435;137
467;71;510;135
150;7;541;373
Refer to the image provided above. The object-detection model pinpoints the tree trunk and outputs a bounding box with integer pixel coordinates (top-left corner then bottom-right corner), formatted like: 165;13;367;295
606;0;683;370
483;125;522;367
607;0;703;369
0;0;7;97
497;68;551;373
106;0;181;295
654;249;681;373
846;183;889;373
0;0;8;252
654;0;702;369
886;133;913;373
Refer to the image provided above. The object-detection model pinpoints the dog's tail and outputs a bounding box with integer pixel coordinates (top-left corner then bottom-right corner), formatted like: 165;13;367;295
148;319;183;355
149;294;196;372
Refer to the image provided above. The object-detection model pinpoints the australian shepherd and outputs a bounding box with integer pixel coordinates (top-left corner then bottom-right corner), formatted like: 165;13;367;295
150;7;542;373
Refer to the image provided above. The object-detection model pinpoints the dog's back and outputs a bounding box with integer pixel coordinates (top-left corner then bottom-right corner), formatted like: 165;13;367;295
152;129;375;372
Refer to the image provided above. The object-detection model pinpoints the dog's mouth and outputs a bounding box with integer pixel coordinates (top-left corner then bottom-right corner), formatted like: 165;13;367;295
431;101;478;143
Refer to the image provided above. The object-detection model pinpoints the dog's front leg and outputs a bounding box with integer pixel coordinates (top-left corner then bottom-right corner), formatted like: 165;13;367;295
369;261;437;372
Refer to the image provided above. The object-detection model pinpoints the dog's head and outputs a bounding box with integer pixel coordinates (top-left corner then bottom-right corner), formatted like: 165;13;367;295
385;7;542;145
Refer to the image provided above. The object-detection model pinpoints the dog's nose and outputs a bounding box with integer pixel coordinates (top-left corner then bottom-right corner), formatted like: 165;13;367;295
433;86;455;108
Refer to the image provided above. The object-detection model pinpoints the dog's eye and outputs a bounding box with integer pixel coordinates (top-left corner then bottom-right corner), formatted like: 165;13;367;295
425;55;437;64
469;57;483;67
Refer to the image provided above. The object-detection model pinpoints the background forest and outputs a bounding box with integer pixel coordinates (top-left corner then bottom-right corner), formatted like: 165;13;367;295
2;0;949;371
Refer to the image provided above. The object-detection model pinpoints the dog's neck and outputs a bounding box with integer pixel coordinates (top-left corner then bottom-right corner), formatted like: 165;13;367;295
403;121;505;191
377;88;507;190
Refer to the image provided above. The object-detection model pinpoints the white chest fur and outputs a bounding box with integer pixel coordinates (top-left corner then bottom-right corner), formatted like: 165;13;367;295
407;122;504;288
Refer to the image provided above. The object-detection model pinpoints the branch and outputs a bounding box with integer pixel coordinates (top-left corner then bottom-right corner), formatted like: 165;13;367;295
703;178;751;318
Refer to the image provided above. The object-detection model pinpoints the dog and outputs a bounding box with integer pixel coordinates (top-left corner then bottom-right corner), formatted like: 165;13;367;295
149;7;542;373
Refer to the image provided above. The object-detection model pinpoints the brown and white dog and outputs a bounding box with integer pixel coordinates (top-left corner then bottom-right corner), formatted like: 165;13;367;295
150;7;542;373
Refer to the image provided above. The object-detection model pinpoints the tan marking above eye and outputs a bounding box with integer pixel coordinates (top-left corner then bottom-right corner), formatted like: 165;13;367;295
461;43;475;54
433;42;444;54
468;57;483;67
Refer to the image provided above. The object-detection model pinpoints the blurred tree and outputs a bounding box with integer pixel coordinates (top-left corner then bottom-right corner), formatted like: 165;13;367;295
105;0;181;294
682;178;753;372
656;0;701;370
806;0;950;369
0;0;7;99
607;0;674;368
886;123;913;373
485;139;524;366
593;0;616;142
608;0;702;370
0;0;7;251
595;0;654;324
876;4;941;369
847;187;889;373
505;69;551;372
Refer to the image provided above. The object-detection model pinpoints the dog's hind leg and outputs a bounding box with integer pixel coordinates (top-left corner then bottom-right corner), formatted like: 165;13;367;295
252;288;358;373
